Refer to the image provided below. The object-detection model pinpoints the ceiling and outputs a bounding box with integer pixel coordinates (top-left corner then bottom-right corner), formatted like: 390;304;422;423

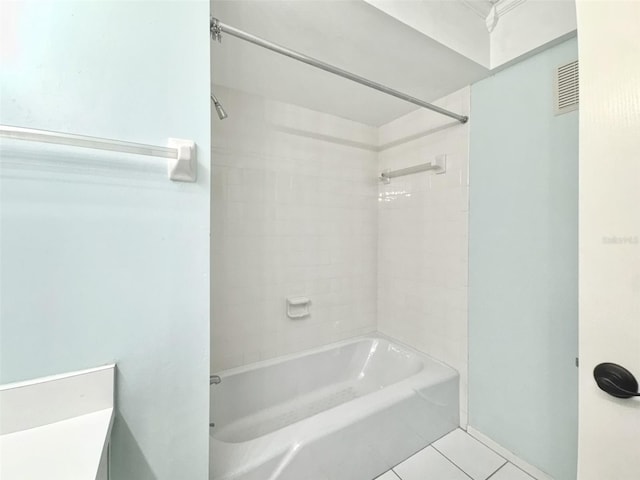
211;0;491;126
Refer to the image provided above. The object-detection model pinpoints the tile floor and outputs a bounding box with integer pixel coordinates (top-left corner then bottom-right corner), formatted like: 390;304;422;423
375;429;537;480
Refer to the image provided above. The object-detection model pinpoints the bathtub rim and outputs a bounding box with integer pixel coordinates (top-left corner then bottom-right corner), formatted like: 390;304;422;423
210;331;458;379
209;332;460;479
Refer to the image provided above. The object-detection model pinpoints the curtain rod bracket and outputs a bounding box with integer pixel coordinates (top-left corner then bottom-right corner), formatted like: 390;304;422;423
210;17;222;43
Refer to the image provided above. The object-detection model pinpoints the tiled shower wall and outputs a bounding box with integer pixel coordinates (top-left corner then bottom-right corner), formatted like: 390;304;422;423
211;86;379;371
377;88;470;426
211;86;471;421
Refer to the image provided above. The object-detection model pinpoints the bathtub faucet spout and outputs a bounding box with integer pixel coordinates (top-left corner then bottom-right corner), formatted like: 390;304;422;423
210;375;221;385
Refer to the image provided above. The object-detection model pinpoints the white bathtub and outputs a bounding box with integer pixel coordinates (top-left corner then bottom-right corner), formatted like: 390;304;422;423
210;334;459;480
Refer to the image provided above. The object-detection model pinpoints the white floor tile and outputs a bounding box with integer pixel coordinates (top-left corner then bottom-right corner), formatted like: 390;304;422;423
393;446;469;480
489;463;536;480
432;429;506;480
375;471;401;480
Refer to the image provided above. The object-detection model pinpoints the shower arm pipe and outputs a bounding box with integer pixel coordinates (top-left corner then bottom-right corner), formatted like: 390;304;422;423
210;18;469;124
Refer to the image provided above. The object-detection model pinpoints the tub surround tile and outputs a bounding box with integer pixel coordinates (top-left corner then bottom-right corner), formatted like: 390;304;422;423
377;87;470;428
489;463;536;480
433;428;506;480
393;446;469;480
211;86;379;371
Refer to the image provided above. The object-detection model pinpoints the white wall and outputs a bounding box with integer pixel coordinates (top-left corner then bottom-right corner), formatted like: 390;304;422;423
577;1;640;478
364;0;490;67
377;88;470;426
0;1;210;479
468;38;578;480
211;86;378;371
365;0;577;71
490;0;576;68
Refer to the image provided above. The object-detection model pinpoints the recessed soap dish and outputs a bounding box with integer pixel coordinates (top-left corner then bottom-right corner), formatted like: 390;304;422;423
287;297;311;319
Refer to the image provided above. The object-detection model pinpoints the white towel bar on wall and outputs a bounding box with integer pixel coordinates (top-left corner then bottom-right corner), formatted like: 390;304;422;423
0;125;197;182
379;154;446;184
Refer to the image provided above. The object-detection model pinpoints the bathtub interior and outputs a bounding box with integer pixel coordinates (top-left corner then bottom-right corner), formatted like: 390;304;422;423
210;335;460;480
211;337;425;443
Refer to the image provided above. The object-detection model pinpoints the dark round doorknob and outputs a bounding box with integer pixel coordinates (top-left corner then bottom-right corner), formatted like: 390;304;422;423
593;363;640;399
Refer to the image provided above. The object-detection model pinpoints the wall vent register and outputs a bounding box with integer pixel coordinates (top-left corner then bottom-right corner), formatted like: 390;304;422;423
554;60;579;115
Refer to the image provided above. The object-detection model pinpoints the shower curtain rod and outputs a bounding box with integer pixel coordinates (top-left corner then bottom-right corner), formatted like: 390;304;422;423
210;17;469;124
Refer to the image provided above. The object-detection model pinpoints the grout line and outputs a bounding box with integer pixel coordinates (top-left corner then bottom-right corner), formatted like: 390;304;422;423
485;461;539;480
430;445;475;480
382;427;459;474
485;466;502;480
432;428;510;480
465;427;549;480
485;462;508;480
377;121;461;152
274;125;379;152
458;426;509;465
375;427;467;480
502;461;538;480
378;427;540;480
456;428;539;480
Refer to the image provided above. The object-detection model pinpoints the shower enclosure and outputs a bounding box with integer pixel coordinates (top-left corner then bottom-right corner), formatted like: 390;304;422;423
210;1;475;479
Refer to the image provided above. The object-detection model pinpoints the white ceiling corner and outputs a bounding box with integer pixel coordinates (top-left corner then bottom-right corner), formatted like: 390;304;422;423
459;0;496;19
494;0;529;17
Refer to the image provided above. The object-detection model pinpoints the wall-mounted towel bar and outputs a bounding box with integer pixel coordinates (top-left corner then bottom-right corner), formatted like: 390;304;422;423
0;125;197;182
379;154;446;184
